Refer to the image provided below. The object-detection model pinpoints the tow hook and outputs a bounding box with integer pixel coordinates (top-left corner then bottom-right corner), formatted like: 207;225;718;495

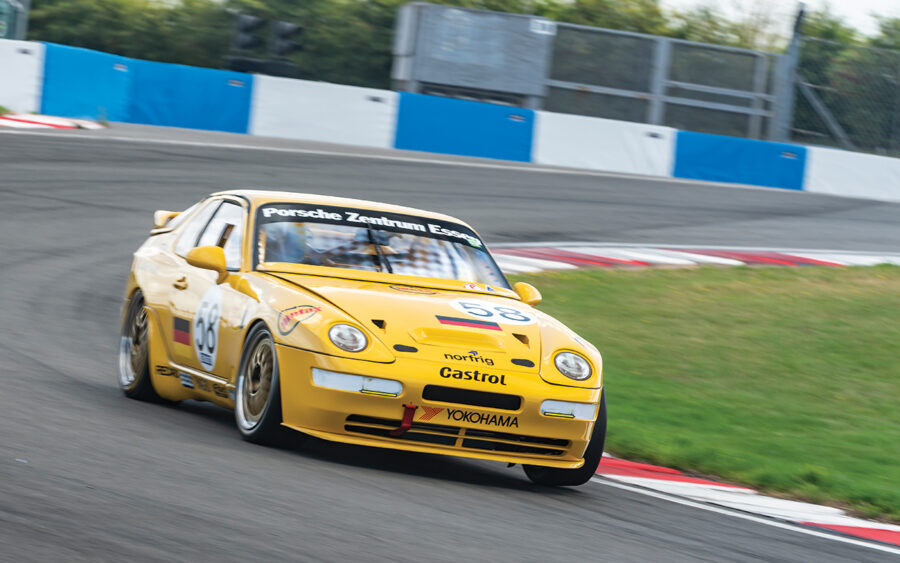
390;404;418;437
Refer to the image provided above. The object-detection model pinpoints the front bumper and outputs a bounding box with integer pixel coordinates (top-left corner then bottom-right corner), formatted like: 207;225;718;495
277;345;602;469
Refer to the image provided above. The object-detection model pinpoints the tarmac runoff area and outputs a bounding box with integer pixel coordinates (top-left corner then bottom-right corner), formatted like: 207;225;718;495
1;124;899;561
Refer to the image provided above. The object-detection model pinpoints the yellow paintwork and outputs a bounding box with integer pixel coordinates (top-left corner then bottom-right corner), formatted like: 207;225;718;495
124;191;603;468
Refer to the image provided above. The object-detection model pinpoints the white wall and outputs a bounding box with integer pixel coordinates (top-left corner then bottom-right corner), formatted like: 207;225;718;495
249;76;398;149
805;146;900;203
532;111;675;177
0;40;45;113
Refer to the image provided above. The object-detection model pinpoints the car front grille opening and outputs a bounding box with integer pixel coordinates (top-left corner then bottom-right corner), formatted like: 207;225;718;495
344;415;567;456
422;385;521;411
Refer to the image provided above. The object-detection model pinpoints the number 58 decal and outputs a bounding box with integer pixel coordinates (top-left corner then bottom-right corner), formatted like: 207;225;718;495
449;299;536;325
194;286;222;371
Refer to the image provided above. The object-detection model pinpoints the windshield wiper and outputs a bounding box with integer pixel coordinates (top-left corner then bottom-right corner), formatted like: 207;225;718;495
366;225;393;274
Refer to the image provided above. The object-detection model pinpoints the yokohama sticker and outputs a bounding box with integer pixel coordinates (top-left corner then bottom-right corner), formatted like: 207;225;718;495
194;286;222;371
277;305;321;335
448;298;536;325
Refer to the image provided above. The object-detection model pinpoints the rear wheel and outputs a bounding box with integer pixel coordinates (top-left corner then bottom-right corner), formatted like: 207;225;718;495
234;324;289;445
524;391;607;487
118;290;164;402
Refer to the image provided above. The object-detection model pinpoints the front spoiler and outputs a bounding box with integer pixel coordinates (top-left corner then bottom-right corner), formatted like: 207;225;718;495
284;424;586;469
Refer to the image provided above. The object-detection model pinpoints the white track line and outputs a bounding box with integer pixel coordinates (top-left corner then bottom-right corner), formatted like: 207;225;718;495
593;477;900;555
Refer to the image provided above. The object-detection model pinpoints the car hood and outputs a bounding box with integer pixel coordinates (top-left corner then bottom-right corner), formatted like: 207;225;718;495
270;273;543;373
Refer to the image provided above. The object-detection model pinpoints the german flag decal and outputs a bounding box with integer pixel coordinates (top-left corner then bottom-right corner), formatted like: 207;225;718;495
173;317;191;345
436;315;501;331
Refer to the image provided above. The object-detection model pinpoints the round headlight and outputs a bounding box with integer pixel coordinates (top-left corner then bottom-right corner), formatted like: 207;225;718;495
328;324;368;353
554;352;592;380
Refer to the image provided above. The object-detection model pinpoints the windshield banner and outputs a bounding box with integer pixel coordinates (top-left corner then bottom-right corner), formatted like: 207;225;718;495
257;203;485;249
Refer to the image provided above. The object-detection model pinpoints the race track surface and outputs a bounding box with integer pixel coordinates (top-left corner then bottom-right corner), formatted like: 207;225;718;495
1;127;897;561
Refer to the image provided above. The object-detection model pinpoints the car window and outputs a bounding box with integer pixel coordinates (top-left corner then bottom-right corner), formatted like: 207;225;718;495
197;201;245;270
174;200;220;258
255;203;509;288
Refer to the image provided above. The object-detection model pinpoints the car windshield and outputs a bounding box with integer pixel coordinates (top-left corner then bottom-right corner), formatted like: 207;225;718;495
255;203;510;288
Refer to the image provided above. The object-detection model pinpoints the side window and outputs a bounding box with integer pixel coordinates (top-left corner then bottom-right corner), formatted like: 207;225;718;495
174;201;219;257
197;201;245;270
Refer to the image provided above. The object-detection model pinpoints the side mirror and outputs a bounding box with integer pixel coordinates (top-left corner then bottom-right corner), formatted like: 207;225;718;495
186;246;229;284
153;210;180;229
513;282;542;306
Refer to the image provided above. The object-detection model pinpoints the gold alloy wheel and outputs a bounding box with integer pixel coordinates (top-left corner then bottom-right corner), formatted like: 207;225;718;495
240;334;274;427
119;297;149;389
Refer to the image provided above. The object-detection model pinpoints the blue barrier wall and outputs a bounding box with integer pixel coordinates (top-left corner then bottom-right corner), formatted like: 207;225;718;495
394;93;534;162
41;44;133;121
673;131;808;190
129;61;253;133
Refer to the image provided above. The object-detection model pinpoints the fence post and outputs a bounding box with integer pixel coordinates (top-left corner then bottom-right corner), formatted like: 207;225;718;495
647;37;671;125
771;4;804;142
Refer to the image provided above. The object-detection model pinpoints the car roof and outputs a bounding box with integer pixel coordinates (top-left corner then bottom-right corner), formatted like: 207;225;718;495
213;190;470;227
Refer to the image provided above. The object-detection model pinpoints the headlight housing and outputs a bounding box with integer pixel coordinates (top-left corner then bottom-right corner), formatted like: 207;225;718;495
328;324;368;353
554;351;592;380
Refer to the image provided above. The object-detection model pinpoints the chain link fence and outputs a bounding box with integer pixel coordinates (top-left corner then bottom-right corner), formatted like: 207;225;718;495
793;38;900;156
540;24;779;139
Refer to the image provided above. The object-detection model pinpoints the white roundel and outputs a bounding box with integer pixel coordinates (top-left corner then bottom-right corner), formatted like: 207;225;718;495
449;298;536;325
194;286;222;371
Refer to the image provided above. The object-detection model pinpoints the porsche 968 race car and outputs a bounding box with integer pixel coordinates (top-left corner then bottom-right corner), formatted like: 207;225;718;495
119;191;606;486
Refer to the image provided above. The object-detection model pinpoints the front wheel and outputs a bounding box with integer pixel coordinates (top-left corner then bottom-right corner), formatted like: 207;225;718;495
118;290;164;402
524;391;607;486
234;324;288;445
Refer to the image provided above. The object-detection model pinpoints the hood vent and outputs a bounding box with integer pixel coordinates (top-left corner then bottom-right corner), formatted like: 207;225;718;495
371;319;386;329
513;333;530;347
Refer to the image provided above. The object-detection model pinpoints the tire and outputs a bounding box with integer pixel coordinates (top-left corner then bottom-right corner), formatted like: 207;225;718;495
234;324;289;445
118;290;164;402
524;391;607;487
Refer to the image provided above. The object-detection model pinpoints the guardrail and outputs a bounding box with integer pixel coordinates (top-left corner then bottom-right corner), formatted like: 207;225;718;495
2;39;899;204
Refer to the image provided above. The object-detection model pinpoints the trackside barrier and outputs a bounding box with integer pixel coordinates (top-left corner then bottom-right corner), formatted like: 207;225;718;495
673;131;807;191
532;112;675;176
394;92;534;162
250;76;397;148
805;147;900;203
129;60;253;134
0;40;44;113
40;43;133;122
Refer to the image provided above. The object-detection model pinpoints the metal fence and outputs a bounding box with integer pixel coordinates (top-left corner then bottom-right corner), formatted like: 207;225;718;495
545;24;779;139
792;38;900;156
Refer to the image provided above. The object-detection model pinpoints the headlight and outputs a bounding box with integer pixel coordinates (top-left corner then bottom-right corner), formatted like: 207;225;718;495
554;351;592;380
328;324;368;352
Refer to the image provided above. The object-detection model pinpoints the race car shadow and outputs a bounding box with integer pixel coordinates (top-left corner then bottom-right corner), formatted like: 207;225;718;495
174;400;584;495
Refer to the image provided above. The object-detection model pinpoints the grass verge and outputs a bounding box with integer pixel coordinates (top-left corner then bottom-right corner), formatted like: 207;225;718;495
513;266;900;522
0;105;10;115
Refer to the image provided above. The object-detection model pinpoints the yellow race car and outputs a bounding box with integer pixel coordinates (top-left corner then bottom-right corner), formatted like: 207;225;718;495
119;191;605;486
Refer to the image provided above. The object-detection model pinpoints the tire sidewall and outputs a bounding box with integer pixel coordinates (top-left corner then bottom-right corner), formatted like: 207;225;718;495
235;324;282;440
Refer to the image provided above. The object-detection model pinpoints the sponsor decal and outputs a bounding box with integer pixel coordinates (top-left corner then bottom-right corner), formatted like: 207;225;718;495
213;383;230;399
179;372;194;389
228;389;236;401
389;285;437;295
440;366;506;386
449;299;536;326
446;408;518;428
173;317;191;345
443;351;494;366
259;204;486;249
462;282;481;291
277;305;321;335
436;315;501;331
194;286;222;371
485;285;498;293
155;365;177;377
419;405;444;421
194;376;212;393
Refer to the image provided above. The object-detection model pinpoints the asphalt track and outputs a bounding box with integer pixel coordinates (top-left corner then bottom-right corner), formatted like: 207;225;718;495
2;125;899;562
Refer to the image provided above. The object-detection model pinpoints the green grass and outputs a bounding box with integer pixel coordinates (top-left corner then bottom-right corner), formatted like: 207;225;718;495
513;266;900;522
0;105;10;115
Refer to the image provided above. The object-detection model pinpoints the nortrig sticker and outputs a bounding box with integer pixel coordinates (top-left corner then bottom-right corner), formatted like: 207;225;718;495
448;299;536;326
194;286;222;371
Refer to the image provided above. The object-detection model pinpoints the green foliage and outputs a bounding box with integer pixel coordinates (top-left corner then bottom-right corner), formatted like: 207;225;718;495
0;104;10;115
513;266;900;522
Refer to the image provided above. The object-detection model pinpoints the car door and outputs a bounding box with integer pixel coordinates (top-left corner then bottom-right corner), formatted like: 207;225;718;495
168;198;248;383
